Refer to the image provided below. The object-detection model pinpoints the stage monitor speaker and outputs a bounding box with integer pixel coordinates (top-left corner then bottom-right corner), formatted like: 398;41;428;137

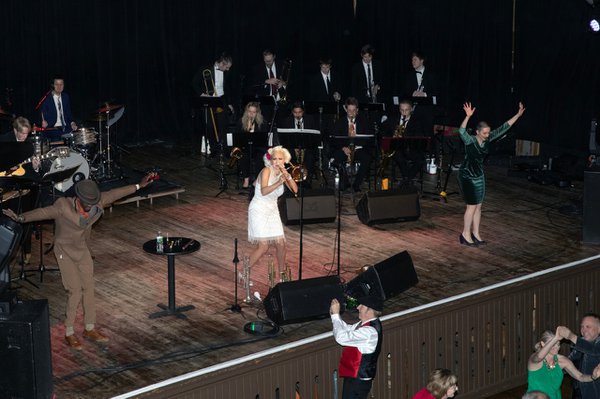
264;275;344;325
356;187;420;225
0;299;53;399
278;188;336;225
0;216;23;296
345;251;418;301
583;170;600;244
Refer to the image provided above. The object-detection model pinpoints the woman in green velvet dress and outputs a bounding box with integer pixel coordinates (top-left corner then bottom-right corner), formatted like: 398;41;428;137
457;102;525;246
527;329;600;399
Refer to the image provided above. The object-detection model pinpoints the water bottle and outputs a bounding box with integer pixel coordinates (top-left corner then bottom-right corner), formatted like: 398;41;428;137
156;231;164;253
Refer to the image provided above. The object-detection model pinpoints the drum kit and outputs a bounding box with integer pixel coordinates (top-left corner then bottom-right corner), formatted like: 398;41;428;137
26;101;125;192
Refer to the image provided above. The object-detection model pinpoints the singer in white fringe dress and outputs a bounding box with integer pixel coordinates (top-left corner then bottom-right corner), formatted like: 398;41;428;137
248;146;298;270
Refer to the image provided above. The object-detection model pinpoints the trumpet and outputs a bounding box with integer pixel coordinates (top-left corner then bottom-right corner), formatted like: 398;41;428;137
285;162;308;182
278;59;292;105
228;147;243;169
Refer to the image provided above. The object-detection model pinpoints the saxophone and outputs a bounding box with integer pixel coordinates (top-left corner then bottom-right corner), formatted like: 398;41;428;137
345;143;359;176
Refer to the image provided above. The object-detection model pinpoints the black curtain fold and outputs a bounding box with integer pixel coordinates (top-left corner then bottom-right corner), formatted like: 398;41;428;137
1;0;598;153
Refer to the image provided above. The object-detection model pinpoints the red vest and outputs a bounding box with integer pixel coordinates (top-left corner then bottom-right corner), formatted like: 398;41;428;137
339;319;382;379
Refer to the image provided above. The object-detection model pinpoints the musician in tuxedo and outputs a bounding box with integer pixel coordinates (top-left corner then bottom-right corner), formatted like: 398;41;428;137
247;49;287;101
331;97;375;192
351;45;384;104
401;52;439;136
191;53;234;157
381;100;428;184
278;102;319;188
308;57;342;138
40;77;78;142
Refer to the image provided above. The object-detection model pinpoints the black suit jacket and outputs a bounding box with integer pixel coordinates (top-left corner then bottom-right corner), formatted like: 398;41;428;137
381;114;428;138
309;71;341;103
331;114;374;144
247;61;286;97
351;61;384;103
402;68;438;100
279;114;318;131
192;64;234;107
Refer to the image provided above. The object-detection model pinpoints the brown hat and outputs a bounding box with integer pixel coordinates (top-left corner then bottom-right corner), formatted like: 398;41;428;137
357;296;384;312
75;179;101;206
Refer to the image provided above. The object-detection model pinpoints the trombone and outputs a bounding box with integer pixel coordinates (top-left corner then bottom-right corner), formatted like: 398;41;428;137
202;69;221;143
285;162;308;182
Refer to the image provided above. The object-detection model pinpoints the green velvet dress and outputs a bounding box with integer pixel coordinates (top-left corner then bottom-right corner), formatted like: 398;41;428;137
526;355;563;399
457;122;511;205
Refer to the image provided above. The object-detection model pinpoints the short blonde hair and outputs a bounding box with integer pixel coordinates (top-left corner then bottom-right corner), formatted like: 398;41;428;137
426;368;458;399
263;145;291;167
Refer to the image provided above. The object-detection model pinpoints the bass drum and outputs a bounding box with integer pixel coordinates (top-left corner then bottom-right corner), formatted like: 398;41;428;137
47;150;90;192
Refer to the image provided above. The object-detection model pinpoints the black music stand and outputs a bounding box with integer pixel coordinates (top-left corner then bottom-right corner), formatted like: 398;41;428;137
381;136;431;191
236;131;270;191
277;129;321;280
358;102;385;132
304;101;339;184
329;134;377;188
193;95;229;195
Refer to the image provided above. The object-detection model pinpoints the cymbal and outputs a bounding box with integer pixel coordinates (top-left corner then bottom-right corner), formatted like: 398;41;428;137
32;126;58;131
96;104;124;113
86;113;109;122
0;142;35;172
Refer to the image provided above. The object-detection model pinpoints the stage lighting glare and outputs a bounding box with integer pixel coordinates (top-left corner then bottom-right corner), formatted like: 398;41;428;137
587;0;600;7
590;18;600;32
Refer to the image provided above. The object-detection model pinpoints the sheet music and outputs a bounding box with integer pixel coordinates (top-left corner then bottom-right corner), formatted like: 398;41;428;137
276;128;320;135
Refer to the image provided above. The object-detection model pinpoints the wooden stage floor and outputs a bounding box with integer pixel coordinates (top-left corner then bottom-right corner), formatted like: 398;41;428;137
9;143;598;398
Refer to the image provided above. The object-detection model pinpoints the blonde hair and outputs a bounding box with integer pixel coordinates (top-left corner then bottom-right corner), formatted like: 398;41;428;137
263;145;291;167
534;330;555;352
426;368;458;399
241;102;263;131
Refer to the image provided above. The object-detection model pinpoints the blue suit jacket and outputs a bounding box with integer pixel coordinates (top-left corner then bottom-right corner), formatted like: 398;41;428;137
40;92;74;136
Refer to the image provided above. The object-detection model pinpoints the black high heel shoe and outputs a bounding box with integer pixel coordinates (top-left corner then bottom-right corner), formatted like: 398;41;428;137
459;234;477;246
471;234;487;245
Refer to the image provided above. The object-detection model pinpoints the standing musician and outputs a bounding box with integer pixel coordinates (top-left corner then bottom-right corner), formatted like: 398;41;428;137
192;53;234;157
331;97;375;192
40;76;78;142
309;56;342;103
402;52;440;137
248;49;287;102
237;102;268;189
351;45;384;104
2;174;155;349
381;100;428;185
247;146;297;273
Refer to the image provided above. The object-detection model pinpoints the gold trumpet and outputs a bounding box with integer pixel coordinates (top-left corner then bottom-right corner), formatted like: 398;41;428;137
285;162;308;182
228;147;243;169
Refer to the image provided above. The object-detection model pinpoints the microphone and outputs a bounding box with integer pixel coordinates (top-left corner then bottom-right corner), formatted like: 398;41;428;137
34;90;52;111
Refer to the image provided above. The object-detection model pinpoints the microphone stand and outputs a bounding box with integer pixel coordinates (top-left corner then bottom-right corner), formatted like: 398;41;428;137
336;166;342;275
229;238;242;313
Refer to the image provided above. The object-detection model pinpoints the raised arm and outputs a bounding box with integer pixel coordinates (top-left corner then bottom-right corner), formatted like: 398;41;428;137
559;354;600;382
460;102;475;129
506;102;525;126
528;332;561;369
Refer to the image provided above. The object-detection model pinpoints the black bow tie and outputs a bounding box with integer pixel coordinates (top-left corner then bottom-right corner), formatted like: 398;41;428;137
416;71;422;74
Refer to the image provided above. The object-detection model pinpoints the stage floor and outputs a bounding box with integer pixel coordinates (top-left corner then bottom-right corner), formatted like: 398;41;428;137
9;143;598;398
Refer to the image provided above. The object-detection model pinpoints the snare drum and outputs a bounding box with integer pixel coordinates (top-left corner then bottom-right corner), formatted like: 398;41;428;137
72;128;97;147
47;150;90;192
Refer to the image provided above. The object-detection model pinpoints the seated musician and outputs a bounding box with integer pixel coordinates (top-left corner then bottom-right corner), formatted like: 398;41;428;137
331;97;374;192
40;76;78;143
278;101;318;188
0;116;41;262
381;100;428;184
237;102;268;189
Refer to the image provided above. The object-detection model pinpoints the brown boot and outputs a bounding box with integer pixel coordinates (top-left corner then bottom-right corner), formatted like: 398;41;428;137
83;329;109;342
65;335;82;350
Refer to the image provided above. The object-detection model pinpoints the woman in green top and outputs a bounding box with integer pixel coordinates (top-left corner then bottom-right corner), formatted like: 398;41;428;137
457;102;525;246
527;329;600;399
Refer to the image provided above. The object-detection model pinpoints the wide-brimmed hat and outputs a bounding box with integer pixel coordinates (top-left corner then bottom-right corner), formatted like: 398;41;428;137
75;179;101;206
357;295;384;312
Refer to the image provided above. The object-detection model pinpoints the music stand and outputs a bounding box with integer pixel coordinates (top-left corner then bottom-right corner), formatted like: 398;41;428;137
193;95;229;195
277;128;321;280
236;130;270;192
381;136;431;191
358;102;385;129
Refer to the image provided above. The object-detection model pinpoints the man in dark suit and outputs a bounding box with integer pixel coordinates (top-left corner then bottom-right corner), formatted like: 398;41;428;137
309;57;342;103
401;52;439;136
351;45;384;104
40;77;77;142
192;53;234;157
381;100;429;183
247;49;290;126
331;97;375;192
278;101;319;187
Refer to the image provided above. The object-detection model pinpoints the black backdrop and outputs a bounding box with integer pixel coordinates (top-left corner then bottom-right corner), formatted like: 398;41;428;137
1;0;599;152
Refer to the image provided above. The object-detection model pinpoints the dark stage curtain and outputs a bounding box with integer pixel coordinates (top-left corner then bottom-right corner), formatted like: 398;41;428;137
1;0;597;153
